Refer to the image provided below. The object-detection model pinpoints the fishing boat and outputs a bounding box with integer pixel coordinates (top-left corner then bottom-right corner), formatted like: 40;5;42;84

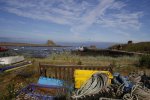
0;47;9;52
0;61;31;73
13;48;19;51
0;56;24;65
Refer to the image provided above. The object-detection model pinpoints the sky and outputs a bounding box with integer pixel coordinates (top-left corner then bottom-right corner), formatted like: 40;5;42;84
0;0;150;43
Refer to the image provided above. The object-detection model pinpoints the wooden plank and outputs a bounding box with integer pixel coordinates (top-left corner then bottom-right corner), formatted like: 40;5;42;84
55;67;57;78
49;67;52;78
61;67;65;80
40;64;108;68
39;63;113;81
51;67;54;78
54;67;57;78
59;67;61;79
67;68;70;81
64;67;67;80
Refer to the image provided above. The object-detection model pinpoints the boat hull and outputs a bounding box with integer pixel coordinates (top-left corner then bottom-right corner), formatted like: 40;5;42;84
0;56;24;65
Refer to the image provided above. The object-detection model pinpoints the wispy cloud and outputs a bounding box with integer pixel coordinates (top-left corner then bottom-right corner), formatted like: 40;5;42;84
0;0;143;36
71;0;114;33
97;12;143;30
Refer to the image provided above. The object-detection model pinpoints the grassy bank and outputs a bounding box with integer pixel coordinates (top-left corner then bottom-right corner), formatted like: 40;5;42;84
0;52;149;99
32;52;146;75
31;52;139;66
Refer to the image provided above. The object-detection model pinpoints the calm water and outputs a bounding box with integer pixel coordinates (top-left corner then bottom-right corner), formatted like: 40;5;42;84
6;46;76;58
4;42;116;58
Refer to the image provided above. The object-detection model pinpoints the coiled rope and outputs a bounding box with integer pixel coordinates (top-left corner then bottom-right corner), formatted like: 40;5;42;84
123;74;150;100
72;73;109;99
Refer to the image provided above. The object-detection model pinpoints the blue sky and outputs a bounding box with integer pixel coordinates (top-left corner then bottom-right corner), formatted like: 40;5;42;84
0;0;150;43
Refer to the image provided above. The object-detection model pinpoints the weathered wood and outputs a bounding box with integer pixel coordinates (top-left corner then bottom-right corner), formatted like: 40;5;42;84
39;63;113;82
54;68;57;78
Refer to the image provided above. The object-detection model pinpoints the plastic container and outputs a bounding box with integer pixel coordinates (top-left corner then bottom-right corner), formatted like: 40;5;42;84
74;70;113;88
38;76;64;87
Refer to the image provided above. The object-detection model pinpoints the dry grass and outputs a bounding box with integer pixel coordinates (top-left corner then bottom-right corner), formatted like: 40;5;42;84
30;52;139;66
1;52;148;99
29;52;147;75
0;62;39;100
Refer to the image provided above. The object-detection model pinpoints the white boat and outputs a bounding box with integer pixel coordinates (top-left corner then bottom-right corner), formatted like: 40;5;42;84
42;49;48;51
14;48;19;51
52;48;57;51
0;56;24;65
78;46;84;51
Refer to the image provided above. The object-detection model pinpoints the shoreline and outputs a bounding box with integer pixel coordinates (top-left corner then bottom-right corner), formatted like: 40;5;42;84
0;42;72;47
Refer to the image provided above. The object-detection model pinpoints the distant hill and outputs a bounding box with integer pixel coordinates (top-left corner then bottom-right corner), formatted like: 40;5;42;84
0;40;57;47
47;40;56;46
109;41;150;54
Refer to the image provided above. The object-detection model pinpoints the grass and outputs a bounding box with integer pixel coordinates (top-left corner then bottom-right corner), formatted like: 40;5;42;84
138;55;150;68
28;52;143;76
109;41;150;53
0;62;39;99
32;52;139;66
0;52;148;99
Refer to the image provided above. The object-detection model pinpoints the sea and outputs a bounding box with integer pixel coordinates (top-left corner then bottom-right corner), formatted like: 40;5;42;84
8;42;117;51
3;42;117;58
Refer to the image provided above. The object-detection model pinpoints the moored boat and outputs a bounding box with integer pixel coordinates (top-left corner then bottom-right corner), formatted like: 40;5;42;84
0;56;24;65
0;47;9;52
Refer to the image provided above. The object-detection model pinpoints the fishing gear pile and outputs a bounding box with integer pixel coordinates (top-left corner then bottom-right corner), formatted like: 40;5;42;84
72;72;150;100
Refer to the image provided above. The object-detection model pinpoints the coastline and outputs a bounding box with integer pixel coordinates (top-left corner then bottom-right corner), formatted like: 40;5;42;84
0;42;72;47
